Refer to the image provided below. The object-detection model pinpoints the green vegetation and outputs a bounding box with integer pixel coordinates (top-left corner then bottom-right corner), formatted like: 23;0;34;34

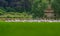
0;0;60;19
52;0;60;18
0;0;47;19
0;12;32;19
0;22;60;36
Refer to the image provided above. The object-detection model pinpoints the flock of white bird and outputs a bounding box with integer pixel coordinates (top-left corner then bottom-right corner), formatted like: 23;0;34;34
5;19;60;22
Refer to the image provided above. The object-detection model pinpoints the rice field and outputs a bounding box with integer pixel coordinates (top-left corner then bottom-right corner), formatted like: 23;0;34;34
0;22;60;36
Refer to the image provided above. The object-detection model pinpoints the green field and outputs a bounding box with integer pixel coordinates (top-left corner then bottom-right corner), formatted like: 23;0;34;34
0;22;60;36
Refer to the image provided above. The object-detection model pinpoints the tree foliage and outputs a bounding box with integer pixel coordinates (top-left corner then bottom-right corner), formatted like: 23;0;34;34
52;0;60;18
31;0;47;18
1;0;59;18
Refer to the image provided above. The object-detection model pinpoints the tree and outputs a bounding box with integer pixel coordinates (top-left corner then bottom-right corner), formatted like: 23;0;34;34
31;0;47;18
52;0;60;18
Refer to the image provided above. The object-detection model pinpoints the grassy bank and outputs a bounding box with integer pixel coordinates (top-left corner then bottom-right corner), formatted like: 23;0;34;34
0;22;60;36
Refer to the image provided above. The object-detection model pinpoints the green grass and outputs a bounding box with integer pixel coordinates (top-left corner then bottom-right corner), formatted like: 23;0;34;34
0;22;60;36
